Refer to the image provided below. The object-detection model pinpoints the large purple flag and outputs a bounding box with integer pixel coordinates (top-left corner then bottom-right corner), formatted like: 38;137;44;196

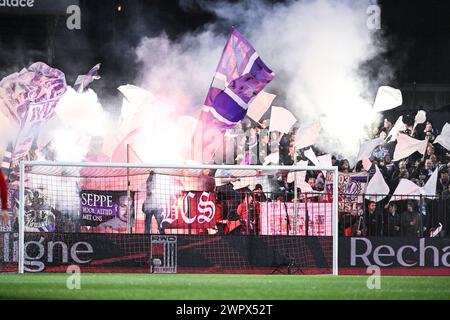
0;62;67;166
192;27;274;163
203;27;274;125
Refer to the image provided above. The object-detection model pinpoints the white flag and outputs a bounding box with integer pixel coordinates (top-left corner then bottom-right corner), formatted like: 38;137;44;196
393;133;427;161
294;122;321;149
420;167;438;198
232;177;256;190
118;84;154;110
247;91;276;122
434;123;450;151
269;106;297;134
287;161;313;192
297;181;314;193
386;116;406;142
118;84;155;133
389;168;439;202
356;138;384;163
304;148;328;175
287;161;307;183
373;86;402;112
430;223;443;237
365;166;390;202
390;178;421;202
412;110;427;132
317;154;332;167
304;148;320;166
263;152;279;166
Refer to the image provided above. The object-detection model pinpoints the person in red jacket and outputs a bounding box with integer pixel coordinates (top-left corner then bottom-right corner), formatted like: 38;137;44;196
1;170;8;225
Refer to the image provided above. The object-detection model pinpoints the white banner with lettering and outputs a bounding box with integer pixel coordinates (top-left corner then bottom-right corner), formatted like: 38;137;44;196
259;202;332;236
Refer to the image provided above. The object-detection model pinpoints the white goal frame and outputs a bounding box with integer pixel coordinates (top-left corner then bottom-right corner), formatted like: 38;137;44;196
18;161;339;275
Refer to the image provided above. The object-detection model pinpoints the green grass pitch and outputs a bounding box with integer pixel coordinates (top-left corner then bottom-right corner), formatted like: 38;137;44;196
0;274;449;300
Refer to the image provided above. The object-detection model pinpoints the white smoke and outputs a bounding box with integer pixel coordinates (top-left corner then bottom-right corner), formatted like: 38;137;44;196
1;0;389;164
55;87;109;137
39;86;112;162
135;31;225;116
241;0;384;161
134;0;388;162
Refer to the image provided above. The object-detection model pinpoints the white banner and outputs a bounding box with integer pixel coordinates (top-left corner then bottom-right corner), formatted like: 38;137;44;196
260;202;332;236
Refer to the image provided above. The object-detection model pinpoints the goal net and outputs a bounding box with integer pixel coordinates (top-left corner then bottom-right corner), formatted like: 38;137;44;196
0;161;338;275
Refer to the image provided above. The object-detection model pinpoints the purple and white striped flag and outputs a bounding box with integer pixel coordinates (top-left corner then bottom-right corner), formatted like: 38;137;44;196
203;27;274;126
192;27;274;163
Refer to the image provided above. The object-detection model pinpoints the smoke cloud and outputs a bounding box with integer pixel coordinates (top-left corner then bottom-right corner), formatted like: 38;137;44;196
39;87;112;162
134;0;390;162
1;0;391;164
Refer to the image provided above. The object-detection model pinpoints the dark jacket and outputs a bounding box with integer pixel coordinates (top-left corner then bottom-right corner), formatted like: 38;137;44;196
383;210;401;237
401;210;422;237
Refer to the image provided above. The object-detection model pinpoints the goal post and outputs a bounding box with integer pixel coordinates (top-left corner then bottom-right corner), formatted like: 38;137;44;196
16;160;339;275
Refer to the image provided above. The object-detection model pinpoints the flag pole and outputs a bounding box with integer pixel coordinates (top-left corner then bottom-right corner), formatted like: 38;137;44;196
126;144;132;234
293;146;299;235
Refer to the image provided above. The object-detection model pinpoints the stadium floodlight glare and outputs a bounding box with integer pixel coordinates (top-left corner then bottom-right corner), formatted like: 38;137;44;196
17;160;339;276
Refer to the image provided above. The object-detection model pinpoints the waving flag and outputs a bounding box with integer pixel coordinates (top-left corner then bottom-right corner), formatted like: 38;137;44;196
390;178;421;201
74;63;101;93
263;151;279;166
434;123;450;150
386;116;406;142
269;106;297;134
412;110;426;133
430;223;443;237
365;166;389;202
287;160;313;192
356;137;384;163
317;154;332;167
0;62;67;166
390;167;439;202
117;84;155;134
295;122;321;150
192;27;274;163
304;148;320;167
247;90;276;122
393;133;427;161
304;148;328;175
421;167;438;198
373;86;402;112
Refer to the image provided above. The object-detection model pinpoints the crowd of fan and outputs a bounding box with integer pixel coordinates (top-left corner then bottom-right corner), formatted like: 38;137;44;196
218;115;450;238
230;117;449;193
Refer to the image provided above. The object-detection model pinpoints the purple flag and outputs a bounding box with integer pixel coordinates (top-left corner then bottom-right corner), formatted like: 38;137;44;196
74;63;101;92
191;28;274;163
204;27;274;126
0;62;67;162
